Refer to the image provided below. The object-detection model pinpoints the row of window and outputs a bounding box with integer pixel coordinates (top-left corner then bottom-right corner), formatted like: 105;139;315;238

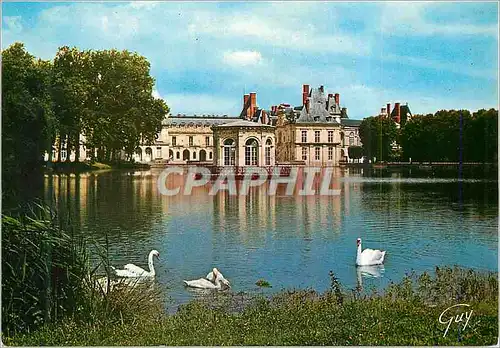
223;138;272;166
301;147;335;161
171;136;211;147
301;130;336;143
170;149;213;161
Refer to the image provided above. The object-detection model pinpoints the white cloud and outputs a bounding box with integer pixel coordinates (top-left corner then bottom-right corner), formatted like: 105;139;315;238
380;3;498;37
223;50;262;67
3;16;23;33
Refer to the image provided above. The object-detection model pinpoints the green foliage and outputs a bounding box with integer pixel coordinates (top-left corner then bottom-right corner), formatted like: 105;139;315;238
8;267;498;346
2;43;53;176
2;42;170;172
347;146;363;161
401;109;498;163
256;279;272;288
359;116;397;162
1;204;88;335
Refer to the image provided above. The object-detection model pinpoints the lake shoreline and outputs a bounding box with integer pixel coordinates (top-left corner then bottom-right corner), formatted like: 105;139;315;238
44;161;151;173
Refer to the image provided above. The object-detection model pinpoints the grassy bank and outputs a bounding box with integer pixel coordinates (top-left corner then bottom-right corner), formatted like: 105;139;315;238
45;161;150;173
5;266;498;346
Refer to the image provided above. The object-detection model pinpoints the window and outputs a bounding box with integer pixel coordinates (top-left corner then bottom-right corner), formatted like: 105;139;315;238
172;136;177;146
205;136;210;146
328;147;333;160
245;138;258;166
315;131;320;142
86;149;93;160
193;151;196;159
302;147;307;160
301;130;307;143
328;130;334;143
61;149;67;161
349;132;354;146
265;139;272;166
315;147;320;160
176;151;180;159
156;147;162;158
209;152;212;159
223;139;235;166
189;136;193;146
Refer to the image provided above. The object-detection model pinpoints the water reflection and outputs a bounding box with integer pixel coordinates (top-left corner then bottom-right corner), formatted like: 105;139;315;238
42;167;498;310
356;265;385;290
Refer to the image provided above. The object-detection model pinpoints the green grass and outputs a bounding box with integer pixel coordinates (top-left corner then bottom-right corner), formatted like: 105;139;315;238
6;266;498;346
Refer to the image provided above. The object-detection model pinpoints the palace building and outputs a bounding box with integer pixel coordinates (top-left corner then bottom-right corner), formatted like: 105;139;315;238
46;85;364;167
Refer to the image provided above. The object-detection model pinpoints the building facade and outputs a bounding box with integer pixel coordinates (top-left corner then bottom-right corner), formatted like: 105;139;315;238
275;85;354;166
212;120;276;167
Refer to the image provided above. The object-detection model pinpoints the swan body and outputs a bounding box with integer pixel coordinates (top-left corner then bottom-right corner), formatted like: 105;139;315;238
356;238;386;266
112;250;160;278
184;268;230;290
206;268;230;288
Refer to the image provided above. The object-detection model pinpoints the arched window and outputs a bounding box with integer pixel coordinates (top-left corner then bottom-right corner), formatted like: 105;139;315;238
200;149;207;162
145;147;152;162
349;132;354;146
223;139;235;166
135;148;142;162
245;138;259;166
183;149;190;161
265;138;272;166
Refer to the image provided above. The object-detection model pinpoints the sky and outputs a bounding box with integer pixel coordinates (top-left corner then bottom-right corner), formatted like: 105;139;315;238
2;1;498;119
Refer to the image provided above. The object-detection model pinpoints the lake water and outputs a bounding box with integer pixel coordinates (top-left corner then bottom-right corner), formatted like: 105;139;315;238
42;167;498;311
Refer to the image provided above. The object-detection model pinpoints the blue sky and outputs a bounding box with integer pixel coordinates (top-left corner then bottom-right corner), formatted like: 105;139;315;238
2;1;498;119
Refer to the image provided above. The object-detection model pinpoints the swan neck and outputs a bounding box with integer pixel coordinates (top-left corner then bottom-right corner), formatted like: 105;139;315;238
148;252;156;275
356;243;362;264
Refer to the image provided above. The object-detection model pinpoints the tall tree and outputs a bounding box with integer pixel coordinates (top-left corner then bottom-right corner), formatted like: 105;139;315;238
359;116;397;162
2;43;53;174
2;43;53;206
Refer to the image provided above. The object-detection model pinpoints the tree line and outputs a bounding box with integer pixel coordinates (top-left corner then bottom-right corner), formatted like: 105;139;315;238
2;42;169;178
357;108;498;163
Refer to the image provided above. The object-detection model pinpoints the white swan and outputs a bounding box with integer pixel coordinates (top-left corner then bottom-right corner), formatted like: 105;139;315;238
184;268;230;290
111;249;160;278
206;268;231;288
356;238;386;266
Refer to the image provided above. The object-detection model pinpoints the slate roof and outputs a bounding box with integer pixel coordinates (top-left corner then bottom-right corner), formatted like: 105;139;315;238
341;119;362;127
296;87;340;125
164;115;239;126
214;120;275;128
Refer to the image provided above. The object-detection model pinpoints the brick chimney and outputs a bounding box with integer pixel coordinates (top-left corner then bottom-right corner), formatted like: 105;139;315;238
261;110;266;124
394;102;401;123
334;93;340;105
302;84;310;113
249;92;257;120
386;103;391;118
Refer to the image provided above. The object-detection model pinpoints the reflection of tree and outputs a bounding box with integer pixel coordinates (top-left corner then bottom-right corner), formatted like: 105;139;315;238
43;172;160;249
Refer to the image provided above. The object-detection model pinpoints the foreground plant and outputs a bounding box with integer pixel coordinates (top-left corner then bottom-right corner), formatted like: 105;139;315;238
7;266;498;346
